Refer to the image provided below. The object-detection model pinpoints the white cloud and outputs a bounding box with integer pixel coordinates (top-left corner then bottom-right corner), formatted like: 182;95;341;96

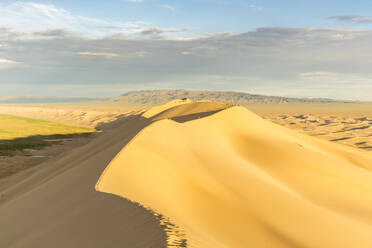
135;51;148;57
0;2;149;38
247;4;263;11
0;2;194;39
329;33;356;40
78;52;119;58
1;26;372;100
77;50;149;59
300;71;368;83
0;58;19;69
330;16;372;23
140;27;188;36
160;4;176;11
300;71;347;78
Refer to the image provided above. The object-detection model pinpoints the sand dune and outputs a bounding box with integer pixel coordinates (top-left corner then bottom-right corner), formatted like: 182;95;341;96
97;103;372;247
0;100;230;248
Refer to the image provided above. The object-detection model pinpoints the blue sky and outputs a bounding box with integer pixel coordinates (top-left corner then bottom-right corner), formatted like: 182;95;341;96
15;0;372;33
1;0;372;100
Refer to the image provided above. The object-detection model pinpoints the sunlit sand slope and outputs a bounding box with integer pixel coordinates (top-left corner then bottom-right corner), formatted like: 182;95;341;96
97;105;372;248
142;99;193;118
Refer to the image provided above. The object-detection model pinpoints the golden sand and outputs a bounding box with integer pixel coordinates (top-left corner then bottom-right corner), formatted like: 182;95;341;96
142;99;193;118
97;102;372;247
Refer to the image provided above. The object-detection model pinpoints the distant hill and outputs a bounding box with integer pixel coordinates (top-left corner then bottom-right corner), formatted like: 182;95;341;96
108;89;341;106
1;90;348;106
0;95;99;104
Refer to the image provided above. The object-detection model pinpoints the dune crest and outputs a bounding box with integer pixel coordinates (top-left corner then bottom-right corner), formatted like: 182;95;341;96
142;99;193;118
96;104;372;248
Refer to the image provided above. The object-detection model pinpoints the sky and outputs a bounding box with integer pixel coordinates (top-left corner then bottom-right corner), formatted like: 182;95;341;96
1;0;372;100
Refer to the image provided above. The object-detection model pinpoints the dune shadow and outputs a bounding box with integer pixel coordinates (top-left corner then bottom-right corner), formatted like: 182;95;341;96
330;137;352;142
333;125;370;133
93;114;189;247
156;214;188;248
168;109;226;123
355;142;367;145
0;132;94;180
0;114;169;248
355;117;369;121
360;146;372;150
261;221;307;248
294;115;307;119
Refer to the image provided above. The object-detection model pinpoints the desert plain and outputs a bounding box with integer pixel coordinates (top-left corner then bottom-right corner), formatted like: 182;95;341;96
0;90;371;248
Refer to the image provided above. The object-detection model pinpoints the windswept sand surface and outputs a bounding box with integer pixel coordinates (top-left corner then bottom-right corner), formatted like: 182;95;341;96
250;104;372;151
97;102;372;247
265;113;372;151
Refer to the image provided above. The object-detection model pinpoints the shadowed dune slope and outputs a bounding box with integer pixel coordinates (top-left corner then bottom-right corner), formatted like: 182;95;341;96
148;101;230;122
0;116;167;248
97;106;372;248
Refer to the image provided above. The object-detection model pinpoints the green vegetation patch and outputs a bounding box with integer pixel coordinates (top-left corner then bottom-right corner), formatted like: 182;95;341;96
0;114;95;156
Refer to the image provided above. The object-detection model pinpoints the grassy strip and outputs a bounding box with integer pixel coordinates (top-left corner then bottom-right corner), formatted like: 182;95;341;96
0;133;92;156
0;114;95;156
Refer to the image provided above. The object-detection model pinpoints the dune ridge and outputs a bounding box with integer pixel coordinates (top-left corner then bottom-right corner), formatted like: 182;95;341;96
142;99;194;118
96;103;372;248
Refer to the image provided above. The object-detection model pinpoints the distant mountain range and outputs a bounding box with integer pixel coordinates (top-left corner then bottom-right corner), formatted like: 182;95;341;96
108;89;342;106
0;95;99;104
1;90;349;105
